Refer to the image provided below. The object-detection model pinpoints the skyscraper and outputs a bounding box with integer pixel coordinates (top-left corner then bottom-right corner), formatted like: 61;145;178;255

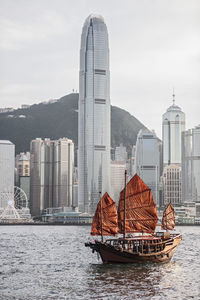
78;15;111;214
115;144;127;161
0;140;15;209
15;152;30;185
110;161;126;205
162;94;185;166
30;138;74;216
162;165;182;205
182;125;200;203
53;138;74;208
135;129;162;205
162;94;185;205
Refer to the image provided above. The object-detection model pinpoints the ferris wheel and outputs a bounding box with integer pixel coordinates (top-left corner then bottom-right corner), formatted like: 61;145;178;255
14;186;28;209
0;186;28;221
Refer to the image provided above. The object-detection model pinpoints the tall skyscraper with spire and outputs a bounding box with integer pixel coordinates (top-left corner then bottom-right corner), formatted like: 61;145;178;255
162;92;185;205
78;15;110;214
162;92;185;166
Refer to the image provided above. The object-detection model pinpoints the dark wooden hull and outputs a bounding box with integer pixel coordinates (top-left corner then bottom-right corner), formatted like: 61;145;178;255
85;235;181;264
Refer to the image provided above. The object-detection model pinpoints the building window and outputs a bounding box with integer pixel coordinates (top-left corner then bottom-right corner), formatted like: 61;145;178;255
95;99;106;104
94;69;106;75
94;145;106;151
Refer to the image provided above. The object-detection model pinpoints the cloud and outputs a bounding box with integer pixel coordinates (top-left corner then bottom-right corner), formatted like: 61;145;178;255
0;0;199;135
0;11;69;50
0;83;37;97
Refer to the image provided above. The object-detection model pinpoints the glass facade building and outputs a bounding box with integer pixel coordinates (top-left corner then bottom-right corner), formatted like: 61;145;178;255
162;100;185;166
19;176;30;208
110;161;126;205
135;129;162;205
78;15;111;214
182;125;200;203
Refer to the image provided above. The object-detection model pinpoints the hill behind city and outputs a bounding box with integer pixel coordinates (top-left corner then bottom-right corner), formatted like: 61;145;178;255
0;93;146;155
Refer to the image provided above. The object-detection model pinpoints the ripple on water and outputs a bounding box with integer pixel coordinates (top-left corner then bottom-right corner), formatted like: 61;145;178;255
0;225;200;299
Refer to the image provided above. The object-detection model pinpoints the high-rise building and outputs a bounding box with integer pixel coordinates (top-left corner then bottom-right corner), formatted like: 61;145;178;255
126;145;136;178
0;140;15;209
110;161;126;204
135;129;162;205
78;14;110;214
15;152;30;207
30;138;74;216
162;94;185;166
162;94;185;206
30;138;49;216
19;176;30;208
53;138;74;208
115;144;127;161
182;125;200;203
162;165;182;205
15;152;30;185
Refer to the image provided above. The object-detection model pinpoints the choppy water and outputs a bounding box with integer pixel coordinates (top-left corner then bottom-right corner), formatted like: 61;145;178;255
0;225;199;300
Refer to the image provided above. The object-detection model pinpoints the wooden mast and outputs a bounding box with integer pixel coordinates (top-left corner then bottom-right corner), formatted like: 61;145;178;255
99;191;103;242
123;170;127;240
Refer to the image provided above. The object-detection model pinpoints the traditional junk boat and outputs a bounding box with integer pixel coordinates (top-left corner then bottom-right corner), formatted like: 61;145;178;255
85;173;182;263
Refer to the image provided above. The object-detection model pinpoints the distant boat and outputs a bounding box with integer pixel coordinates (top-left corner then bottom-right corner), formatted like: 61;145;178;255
85;172;181;263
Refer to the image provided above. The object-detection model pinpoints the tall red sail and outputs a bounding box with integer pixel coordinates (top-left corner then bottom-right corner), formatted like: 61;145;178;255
162;203;175;230
118;174;158;234
91;192;119;236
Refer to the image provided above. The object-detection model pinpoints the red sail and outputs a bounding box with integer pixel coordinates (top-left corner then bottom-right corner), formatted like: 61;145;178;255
118;174;158;234
91;192;119;236
162;203;175;230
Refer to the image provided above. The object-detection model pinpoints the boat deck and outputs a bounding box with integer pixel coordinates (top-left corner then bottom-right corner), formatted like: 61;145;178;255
86;233;182;263
105;233;181;243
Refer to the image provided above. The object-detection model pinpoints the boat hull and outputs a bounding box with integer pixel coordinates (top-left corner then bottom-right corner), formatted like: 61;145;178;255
85;235;181;264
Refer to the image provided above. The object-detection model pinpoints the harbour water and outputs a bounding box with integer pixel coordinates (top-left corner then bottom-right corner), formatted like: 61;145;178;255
0;225;199;300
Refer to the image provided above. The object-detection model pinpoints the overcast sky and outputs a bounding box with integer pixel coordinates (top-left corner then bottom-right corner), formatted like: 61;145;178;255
1;0;199;137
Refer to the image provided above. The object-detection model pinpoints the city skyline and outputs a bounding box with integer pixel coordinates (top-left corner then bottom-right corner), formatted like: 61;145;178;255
1;0;199;138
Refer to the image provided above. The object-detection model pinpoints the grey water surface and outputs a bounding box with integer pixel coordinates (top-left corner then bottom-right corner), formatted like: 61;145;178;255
0;225;199;300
